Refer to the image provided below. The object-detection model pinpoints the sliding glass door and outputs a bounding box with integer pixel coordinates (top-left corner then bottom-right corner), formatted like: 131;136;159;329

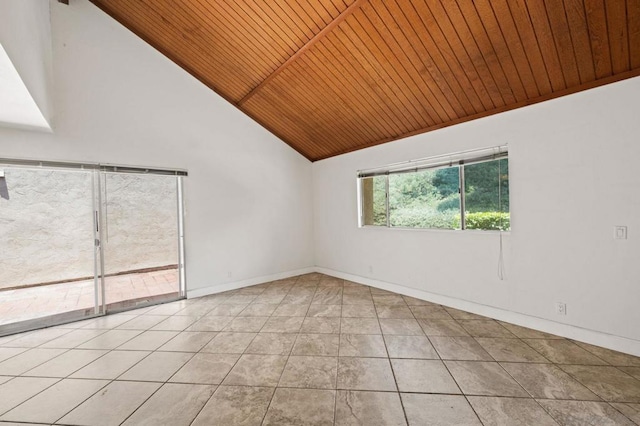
0;160;186;336
0;165;102;334
100;172;183;312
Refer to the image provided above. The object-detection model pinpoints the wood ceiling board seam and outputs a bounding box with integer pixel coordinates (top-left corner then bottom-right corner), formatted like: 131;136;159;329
238;0;368;105
399;0;476;117
455;0;518;104
472;0;529;101
506;0;555;95
628;0;640;69
293;0;334;28
287;55;390;143
284;0;325;35
117;5;252;103
563;0;597;84
318;0;347;18
310;37;412;136
302;45;404;138
190;0;289;71
274;60;377;146
248;1;314;50
362;2;443;125
605;0;630;74
584;0;613;79
544;0;582;87
489;0;543;98
228;0;301;56
442;0;508;108
94;1;250;100
399;0;471;120
256;80;355;152
374;0;467;121
329;24;425;132
311;68;640;162
522;0;568;90
146;0;274;91
423;0;498;110
348;10;442;127
89;0;313;161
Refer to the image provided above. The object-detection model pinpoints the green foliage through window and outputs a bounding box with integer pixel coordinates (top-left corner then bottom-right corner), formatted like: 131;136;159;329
360;157;509;231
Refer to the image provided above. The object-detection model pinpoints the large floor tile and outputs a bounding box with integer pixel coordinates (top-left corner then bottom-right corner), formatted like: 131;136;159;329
0;328;71;348
392;359;460;393
292;334;339;356
560;365;640;402
573;341;640;367
401;393;481;426
538;399;636;425
223;316;269;332
201;332;257;354
417;319;469;336
0;348;66;375
122;383;215;426
0;377;59;415
263;388;335;426
116;315;169;330
0;348;28;364
39;329;108;349
78;329;142;350
384;335;438;359
375;305;413;319
341;305;377;318
59;380;161;426
430;336;493;361
339;334;387;357
238;303;279;317
186;316;234;332
117;330;179;350
158;331;216;352
279;356;338;389
70;350;149;379
192;385;274;426
523;339;608;365
409;305;452;320
119;351;193;382
335;390;406;426
379;319;423;335
301;317;341;334
501;362;600;400
0;378;107;424
458;320;516;338
476;337;549;362
170;353;239;384
245;333;296;355
150;315;200;331
223;354;287;386
340;318;380;335
445;361;529;397
610;402;640;424
467;396;559;425
307;304;342;317
261;317;305;333
337;357;396;391
22;349;107;378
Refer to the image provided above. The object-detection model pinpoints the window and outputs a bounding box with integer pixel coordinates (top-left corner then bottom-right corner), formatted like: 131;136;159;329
358;148;509;231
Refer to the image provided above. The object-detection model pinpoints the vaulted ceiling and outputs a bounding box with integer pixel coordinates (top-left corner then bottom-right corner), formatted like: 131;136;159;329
91;0;640;161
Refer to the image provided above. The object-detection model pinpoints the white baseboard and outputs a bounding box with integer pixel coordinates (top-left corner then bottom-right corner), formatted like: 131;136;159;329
186;266;316;299
315;267;640;357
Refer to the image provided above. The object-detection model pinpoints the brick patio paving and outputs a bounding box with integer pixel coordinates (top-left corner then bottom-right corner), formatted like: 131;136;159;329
0;269;179;326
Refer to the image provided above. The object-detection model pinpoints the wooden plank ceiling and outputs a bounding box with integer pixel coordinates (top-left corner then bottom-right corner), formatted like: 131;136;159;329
91;0;640;161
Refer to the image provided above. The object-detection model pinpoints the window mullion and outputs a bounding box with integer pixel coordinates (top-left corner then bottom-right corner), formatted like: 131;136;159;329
385;174;390;227
459;164;466;230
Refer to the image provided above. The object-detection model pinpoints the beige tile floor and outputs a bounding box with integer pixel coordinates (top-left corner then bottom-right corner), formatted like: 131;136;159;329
0;273;639;425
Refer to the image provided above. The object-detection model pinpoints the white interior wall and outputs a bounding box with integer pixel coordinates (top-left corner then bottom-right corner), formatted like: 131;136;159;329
0;0;54;128
313;76;640;356
0;0;314;294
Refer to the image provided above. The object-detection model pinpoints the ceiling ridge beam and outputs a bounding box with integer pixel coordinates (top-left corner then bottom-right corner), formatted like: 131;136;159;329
238;0;368;106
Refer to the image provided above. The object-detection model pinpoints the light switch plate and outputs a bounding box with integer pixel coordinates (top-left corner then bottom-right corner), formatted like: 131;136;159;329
614;226;627;240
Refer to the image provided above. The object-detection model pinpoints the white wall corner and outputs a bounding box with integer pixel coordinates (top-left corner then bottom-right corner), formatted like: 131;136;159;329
186;266;316;299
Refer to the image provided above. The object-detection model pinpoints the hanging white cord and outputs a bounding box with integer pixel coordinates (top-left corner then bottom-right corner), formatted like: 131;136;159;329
497;155;506;280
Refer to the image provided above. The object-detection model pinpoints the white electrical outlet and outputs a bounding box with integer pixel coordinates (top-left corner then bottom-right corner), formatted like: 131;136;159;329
614;226;627;240
556;302;567;315
227;271;232;278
